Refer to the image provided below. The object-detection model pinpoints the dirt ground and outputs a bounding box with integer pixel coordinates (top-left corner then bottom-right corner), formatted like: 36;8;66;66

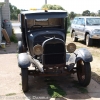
0;28;100;100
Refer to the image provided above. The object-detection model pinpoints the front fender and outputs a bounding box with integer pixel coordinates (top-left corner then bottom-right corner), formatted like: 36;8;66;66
66;48;93;71
75;48;93;62
18;53;30;68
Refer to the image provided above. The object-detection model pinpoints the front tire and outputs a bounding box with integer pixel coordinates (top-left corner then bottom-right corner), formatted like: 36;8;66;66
72;32;78;42
86;34;92;46
77;60;91;87
21;68;28;92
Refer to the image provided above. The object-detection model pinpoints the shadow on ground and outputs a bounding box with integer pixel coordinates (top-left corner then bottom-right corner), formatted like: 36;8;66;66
78;39;100;48
0;42;18;54
23;74;100;100
92;72;100;84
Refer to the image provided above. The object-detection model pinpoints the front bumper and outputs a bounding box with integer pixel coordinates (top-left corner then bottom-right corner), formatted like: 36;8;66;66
90;34;100;39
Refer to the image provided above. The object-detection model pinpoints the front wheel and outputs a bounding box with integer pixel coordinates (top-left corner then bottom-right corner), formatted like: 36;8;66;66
86;34;92;46
21;68;28;92
77;60;91;87
72;32;78;42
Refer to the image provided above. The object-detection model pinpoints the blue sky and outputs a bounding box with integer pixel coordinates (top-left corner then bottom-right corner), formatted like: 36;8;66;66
9;0;100;13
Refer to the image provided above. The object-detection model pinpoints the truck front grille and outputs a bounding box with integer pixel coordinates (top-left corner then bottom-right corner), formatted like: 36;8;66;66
43;43;65;64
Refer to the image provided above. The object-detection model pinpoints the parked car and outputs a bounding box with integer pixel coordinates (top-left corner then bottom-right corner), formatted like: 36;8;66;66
18;10;93;92
70;16;100;46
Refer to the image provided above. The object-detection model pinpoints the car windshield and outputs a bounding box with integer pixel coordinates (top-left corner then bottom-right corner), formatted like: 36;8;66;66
86;18;100;25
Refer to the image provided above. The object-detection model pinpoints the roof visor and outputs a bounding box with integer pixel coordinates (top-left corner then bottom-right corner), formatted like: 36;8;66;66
21;10;67;19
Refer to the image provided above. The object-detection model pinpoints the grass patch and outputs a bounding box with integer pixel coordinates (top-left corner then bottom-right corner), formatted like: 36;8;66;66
47;83;66;98
72;81;88;93
3;49;6;52
67;31;70;33
66;33;70;37
45;77;66;98
6;93;16;96
10;29;18;43
12;28;15;34
10;34;18;43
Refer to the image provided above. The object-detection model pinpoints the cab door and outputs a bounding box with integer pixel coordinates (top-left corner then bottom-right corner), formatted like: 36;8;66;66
71;18;79;35
77;18;85;38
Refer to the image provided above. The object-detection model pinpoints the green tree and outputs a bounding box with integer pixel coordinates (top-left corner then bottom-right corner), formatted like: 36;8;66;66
90;12;96;16
69;11;76;19
98;10;100;16
82;10;90;16
9;3;20;20
76;13;82;17
42;4;70;32
42;4;64;10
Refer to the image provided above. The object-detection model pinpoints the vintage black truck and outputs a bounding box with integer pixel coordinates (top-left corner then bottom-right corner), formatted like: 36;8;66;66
18;10;93;92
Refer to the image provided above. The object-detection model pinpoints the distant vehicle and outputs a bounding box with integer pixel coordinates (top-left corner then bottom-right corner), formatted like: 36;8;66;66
70;16;100;46
18;10;93;92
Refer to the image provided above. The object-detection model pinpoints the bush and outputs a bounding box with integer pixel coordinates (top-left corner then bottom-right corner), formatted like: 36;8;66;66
10;29;18;43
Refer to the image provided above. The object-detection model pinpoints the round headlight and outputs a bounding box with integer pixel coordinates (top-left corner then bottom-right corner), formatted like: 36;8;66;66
67;43;76;53
33;44;43;55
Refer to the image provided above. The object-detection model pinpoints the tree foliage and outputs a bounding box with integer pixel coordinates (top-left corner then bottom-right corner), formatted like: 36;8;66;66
82;10;90;16
42;4;64;10
98;10;100;16
69;11;76;19
90;12;96;16
9;3;20;20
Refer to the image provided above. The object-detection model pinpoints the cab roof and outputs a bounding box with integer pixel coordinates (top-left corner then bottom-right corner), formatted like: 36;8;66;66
21;10;67;19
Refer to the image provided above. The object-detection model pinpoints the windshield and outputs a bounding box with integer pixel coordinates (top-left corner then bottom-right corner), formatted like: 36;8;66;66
86;18;100;25
26;18;64;30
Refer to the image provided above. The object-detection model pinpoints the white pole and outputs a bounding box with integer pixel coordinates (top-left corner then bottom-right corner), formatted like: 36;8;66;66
45;0;47;4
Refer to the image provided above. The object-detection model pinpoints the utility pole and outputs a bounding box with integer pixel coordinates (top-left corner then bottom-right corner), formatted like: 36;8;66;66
45;0;47;4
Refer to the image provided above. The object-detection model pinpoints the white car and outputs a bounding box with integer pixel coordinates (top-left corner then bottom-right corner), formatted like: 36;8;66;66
70;16;100;46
